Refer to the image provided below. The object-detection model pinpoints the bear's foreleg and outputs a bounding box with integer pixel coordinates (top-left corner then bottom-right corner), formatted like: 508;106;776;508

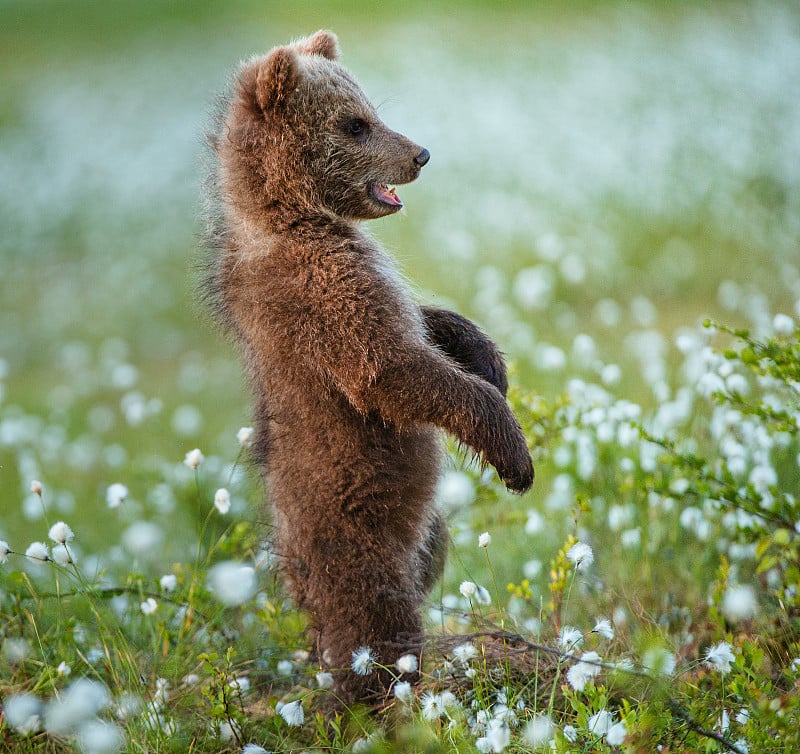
420;306;509;396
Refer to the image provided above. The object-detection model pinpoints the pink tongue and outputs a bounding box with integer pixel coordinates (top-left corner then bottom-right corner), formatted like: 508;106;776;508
375;184;403;207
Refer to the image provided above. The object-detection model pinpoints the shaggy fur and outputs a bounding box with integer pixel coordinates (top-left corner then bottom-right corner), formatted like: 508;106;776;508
203;30;534;705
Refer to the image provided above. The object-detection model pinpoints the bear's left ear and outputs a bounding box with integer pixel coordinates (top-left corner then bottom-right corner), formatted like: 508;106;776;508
295;30;340;61
254;46;301;112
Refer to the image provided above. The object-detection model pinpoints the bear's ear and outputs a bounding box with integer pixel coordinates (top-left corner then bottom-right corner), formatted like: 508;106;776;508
254;47;301;112
295;30;340;61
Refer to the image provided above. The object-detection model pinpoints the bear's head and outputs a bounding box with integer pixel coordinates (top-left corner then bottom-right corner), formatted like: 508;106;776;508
223;30;430;221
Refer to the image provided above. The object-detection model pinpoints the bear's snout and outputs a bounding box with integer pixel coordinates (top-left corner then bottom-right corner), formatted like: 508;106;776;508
414;148;431;168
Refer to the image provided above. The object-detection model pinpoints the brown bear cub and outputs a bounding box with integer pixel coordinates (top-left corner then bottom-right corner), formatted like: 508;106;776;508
204;30;534;705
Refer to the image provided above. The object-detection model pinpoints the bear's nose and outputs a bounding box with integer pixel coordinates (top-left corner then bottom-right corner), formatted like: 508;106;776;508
414;148;431;167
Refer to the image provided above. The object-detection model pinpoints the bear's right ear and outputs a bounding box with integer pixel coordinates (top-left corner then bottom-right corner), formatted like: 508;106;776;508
254;47;301;112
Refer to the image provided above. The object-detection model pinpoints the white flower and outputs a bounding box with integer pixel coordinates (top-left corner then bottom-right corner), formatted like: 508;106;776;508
351;646;377;675
315;671;334;689
48;521;74;545
278;699;304;726
436;470;476;508
562;724;578;743
236;427;254;447
704;641;735;673
773;313;795;335
421;692;446;721
30;480;43;496
106;483;128;508
587;709;612;736
160;574;177;592
566;541;594;569
140;598;158;615
592;618;614;640
214;488;231;514
57;661;71;676
242;746;269;754
4;694;42;735
183;448;204;470
478;532;491;548
558;626;584;651
25;541;49;562
121;521;164;557
722;584;758;621
276;660;293;676
642;647;676;676
207;562;257;606
606;720;627;745
524;714;554;748
566;651;602;691
486;719;510;752
459;580;477;598
474;585;491;605
394;680;413;703
0;539;11;563
52;544;74;566
76;720;125;754
452;642;478;664
395;653;418;674
45;678;110;734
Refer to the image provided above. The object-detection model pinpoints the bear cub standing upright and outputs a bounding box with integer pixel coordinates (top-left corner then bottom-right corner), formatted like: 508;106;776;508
205;30;534;705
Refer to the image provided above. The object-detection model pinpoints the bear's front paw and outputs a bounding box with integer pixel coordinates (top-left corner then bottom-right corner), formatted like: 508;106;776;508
492;422;534;494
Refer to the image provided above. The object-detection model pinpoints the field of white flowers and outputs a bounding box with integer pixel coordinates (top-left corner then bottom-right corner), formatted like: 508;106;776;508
1;1;799;752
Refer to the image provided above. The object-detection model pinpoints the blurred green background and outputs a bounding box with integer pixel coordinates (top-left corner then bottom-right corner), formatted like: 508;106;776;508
1;0;798;570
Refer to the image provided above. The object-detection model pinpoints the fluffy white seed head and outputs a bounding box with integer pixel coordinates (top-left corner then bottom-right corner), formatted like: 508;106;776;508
0;539;10;563
606;720;627;745
48;522;74;547
4;694;42;735
704;641;736;673
30;480;42;496
587;709;612;736
160;574;177;592
351;646;377;675
25;541;49;562
722;584;758;621
214;488;231;514
524;714;554;748
207;561;257;606
395;653;418;674
236;427;254;447
52;544;75;566
183;448;204;470
566;541;594;569
278;699;304;727
76;720;125;754
393;680;413;703
106;483;128;509
140;598;158;615
478;531;491;548
315;671;334;689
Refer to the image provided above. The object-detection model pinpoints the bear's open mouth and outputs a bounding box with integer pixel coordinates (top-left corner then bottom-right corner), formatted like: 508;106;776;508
370;183;403;208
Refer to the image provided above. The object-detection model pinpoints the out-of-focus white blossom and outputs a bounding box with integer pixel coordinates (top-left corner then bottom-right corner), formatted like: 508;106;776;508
593;619;614;640
106;483;128;508
207;562;257;606
566;651;602;691
606;720;627;745
315;671;334;689
524;714;554;748
722;584;758;621
236;427;254;447
140;598;158;615
478;532;491;548
394;680;413;703
160;574;177;592
0;539;11;563
214;488;231;514
587;709;612;736
25;541;49;562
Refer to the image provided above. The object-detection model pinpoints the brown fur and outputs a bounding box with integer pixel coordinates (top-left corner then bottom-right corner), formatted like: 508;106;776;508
204;30;533;705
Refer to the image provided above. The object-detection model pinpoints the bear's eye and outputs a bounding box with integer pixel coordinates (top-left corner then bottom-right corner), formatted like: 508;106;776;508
344;117;369;139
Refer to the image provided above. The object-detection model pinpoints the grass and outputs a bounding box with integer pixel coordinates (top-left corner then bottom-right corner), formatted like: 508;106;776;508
1;1;799;752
